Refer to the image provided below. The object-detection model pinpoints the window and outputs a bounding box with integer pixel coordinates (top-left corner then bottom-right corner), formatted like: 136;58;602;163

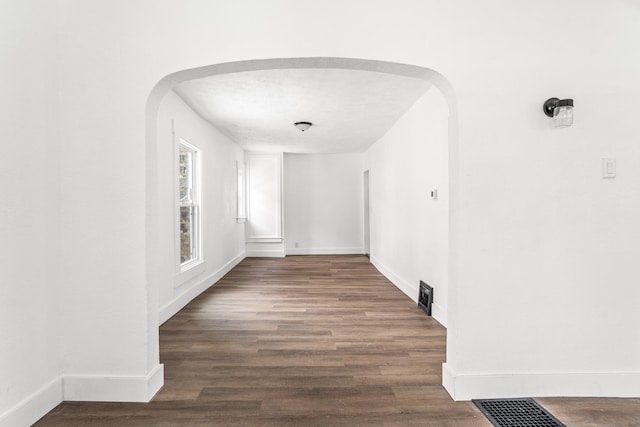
178;140;201;268
236;161;247;223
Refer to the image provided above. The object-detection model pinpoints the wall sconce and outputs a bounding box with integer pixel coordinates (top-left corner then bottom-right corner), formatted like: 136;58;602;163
543;98;574;127
294;121;312;132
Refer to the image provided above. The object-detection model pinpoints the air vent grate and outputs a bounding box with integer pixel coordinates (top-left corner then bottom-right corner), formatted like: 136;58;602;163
418;281;433;316
473;398;565;427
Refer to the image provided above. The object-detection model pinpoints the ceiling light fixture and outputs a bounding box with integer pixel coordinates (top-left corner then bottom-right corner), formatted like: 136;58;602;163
294;121;312;132
543;98;574;127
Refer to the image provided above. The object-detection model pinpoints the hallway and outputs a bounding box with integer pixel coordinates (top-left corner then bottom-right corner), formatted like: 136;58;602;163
36;256;640;426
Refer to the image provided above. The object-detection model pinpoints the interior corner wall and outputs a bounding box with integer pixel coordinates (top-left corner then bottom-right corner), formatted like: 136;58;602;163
156;91;246;323
284;153;364;255
364;88;449;326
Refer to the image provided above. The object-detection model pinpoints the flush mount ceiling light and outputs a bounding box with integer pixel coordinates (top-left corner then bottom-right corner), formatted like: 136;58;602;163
294;121;312;132
543;97;574;127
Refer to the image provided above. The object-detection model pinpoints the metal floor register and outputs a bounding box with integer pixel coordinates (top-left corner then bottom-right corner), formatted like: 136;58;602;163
473;398;565;427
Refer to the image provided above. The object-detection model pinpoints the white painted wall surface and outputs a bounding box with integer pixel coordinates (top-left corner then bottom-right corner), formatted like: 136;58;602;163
365;89;449;326
156;91;245;324
442;14;640;404
3;1;640;424
284;153;364;255
440;3;640;400
0;3;64;425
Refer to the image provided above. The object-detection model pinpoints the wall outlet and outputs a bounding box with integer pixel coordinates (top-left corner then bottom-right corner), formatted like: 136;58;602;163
430;189;438;199
294;242;299;248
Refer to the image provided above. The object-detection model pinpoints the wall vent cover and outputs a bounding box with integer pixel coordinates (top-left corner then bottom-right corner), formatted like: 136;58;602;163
418;281;433;316
473;398;565;427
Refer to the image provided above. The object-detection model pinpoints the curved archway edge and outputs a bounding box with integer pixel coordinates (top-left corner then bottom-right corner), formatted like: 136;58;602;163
144;56;460;395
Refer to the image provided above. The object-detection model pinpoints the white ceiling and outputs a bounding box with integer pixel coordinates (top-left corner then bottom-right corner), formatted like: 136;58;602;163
173;67;431;154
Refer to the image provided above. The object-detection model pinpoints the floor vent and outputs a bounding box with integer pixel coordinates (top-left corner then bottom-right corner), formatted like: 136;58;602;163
473;398;565;427
418;281;433;315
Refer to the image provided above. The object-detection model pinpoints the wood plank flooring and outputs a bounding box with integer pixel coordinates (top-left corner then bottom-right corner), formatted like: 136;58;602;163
35;255;640;426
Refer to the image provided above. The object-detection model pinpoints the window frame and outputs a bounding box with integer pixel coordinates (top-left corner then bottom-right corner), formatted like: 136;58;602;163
176;138;203;276
236;160;247;223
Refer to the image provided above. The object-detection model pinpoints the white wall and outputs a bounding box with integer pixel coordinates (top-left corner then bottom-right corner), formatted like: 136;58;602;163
441;3;640;400
284;153;364;255
0;3;64;425
156;91;245;323
3;1;640;424
365;88;449;325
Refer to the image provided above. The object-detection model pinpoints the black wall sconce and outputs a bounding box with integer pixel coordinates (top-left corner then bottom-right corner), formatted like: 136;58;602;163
543;98;574;127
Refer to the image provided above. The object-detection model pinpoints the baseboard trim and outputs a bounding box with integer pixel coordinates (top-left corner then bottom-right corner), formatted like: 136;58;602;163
159;251;245;324
369;255;447;327
0;377;62;427
442;362;457;400
285;247;364;255
431;302;447;327
63;364;164;403
245;250;285;258
442;363;640;401
369;255;419;303
0;366;165;426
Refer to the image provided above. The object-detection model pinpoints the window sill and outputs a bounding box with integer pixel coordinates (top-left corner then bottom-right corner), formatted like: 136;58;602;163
246;237;283;243
175;260;206;288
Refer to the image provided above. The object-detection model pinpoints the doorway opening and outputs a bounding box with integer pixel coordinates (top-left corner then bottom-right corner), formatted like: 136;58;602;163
364;169;370;257
146;56;459;395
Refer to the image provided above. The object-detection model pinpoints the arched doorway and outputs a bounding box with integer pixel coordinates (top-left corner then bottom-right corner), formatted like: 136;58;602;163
145;57;459;391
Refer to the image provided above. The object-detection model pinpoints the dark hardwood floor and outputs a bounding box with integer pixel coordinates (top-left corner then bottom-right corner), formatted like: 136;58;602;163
36;255;640;426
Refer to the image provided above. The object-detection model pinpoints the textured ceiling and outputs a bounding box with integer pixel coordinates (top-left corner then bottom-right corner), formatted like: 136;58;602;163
173;67;431;154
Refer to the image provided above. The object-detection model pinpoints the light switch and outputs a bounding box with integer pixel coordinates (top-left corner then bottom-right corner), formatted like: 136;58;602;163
602;158;616;179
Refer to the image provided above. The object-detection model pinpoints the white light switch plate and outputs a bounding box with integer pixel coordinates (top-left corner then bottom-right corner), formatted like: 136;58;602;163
602;158;616;179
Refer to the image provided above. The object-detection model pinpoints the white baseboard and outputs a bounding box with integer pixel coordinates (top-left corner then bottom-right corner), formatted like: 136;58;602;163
63;364;164;403
370;255;419;303
443;363;640;401
285;247;364;255
159;251;245;324
369;255;447;327
245;250;285;257
0;377;62;427
442;362;456;399
0;366;164;426
6;254;240;420
431;302;447;326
